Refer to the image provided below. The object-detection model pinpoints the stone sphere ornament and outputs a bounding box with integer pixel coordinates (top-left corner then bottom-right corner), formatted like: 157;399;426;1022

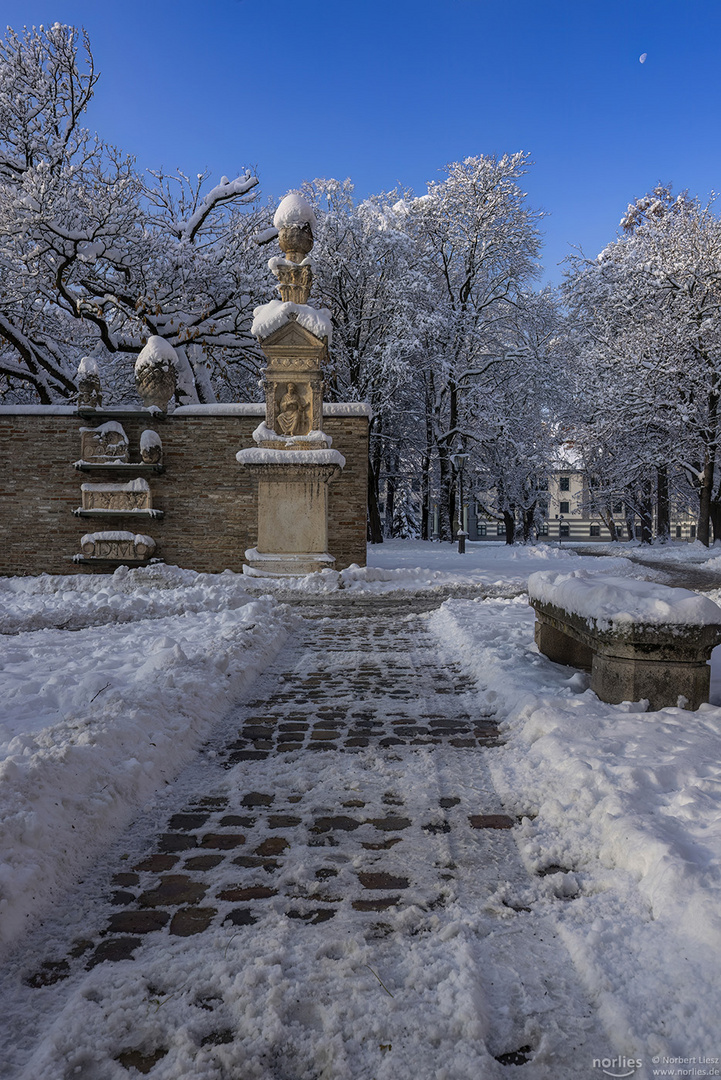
140;429;163;464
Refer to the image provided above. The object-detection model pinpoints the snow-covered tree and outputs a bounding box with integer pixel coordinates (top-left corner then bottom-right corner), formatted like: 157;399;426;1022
300;178;421;542
399;153;544;538
468;289;563;543
0;23;268;404
563;185;721;544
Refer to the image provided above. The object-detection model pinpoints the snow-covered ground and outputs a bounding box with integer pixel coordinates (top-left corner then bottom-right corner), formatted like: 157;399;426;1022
0;567;293;949
430;595;721;1072
1;539;720;1077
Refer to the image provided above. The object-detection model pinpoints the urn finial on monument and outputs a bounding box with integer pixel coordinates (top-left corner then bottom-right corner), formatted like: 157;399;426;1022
272;192;316;304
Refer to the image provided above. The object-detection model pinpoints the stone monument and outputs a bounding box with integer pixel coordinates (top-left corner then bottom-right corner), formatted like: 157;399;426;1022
237;193;345;575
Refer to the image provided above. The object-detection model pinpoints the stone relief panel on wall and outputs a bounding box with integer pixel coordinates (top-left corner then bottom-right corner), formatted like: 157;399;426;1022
79;531;156;560
79;422;129;463
80;479;152;512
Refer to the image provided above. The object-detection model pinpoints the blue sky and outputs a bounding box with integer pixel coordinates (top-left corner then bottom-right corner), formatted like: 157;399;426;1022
5;0;721;282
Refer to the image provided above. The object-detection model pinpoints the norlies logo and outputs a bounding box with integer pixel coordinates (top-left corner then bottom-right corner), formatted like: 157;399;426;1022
593;1057;643;1078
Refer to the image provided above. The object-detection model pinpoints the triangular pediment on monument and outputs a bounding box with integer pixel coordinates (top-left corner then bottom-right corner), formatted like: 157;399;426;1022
261;317;326;350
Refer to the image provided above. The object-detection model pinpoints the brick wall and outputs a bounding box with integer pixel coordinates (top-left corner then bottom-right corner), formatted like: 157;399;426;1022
0;405;368;576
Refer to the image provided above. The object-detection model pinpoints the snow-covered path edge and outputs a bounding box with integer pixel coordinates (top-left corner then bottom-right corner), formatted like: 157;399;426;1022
428;595;721;1067
0;598;292;956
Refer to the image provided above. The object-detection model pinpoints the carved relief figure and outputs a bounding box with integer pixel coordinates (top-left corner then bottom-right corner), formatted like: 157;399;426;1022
79;422;129;463
276;382;308;436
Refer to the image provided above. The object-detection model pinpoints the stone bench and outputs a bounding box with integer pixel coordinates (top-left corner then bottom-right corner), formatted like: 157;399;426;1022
528;569;721;711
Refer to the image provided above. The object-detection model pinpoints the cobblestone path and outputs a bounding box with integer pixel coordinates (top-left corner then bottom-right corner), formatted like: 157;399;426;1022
1;599;610;1079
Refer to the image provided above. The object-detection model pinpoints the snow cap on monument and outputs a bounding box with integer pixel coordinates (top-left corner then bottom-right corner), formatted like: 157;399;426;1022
134;336;178;410
135;335;179;373
273;192;317;233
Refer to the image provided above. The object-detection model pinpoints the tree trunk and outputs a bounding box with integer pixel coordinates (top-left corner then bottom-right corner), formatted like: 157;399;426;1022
698;452;714;547
656;465;670;543
597;506;618;540
503;509;515;545
710;500;721;544
420;451;431;540
438;449;453;541
367;462;383;544
639;480;654;544
523;503;536;543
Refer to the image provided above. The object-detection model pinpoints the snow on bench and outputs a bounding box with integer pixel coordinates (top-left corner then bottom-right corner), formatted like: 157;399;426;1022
528;569;721;711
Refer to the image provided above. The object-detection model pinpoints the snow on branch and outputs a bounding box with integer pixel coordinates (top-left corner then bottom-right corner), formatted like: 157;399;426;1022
180;172;259;242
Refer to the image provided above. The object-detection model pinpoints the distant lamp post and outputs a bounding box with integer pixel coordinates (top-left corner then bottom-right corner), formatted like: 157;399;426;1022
450;450;470;554
559;514;565;547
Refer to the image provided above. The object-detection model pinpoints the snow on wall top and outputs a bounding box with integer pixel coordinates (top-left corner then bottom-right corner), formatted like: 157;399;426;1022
273;193;317;232
173;403;368;418
528;569;721;628
0;405;79;415
251;299;332;344
173;404;266;416
323;402;373;418
0;402;369;418
135;336;178;373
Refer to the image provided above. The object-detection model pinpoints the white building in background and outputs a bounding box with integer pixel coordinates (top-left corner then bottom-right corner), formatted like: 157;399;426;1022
468;470;698;542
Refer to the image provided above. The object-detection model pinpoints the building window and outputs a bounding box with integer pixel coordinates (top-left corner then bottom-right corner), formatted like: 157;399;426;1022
613;501;623;514
559;501;570;514
560;477;570;491
478;523;487;537
559;522;570;537
676;525;682;539
590;524;601;537
690;524;697;539
539;522;549;536
497;522;506;536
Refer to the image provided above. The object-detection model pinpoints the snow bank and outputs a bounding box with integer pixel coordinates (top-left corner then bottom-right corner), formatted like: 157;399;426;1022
0;567;292;952
430;596;721;1060
251;299;332;343
529;568;721;628
273;192;317;231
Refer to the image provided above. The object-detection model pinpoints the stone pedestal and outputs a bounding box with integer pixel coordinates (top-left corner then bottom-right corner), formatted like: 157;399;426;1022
240;459;342;576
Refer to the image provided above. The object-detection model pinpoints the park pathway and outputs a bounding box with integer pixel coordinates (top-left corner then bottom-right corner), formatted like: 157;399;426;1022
1;596;611;1079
